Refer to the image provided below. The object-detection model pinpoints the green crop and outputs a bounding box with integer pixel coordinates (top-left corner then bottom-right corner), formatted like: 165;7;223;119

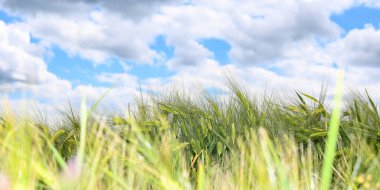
0;75;379;189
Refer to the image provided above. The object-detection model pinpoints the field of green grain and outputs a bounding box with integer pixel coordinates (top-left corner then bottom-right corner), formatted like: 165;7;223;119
0;78;379;189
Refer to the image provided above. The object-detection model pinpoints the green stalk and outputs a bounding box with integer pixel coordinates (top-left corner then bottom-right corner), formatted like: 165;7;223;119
320;70;344;190
78;96;88;165
197;163;205;190
77;89;111;166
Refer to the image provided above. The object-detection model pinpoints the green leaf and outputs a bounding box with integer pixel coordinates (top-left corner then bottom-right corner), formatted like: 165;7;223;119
366;89;378;115
354;100;362;123
320;70;344;190
296;91;306;105
302;93;319;103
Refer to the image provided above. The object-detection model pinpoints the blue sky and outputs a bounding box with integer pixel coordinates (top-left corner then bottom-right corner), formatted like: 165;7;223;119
0;0;380;108
331;6;380;32
0;9;19;23
41;5;379;86
41;4;380;86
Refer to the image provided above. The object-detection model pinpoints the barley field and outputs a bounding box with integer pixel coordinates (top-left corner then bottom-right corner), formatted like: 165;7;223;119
0;77;379;190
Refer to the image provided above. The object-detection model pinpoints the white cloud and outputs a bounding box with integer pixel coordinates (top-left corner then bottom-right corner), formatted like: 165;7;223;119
100;0;180;20
1;0;94;16
0;0;345;67
96;72;138;87
1;0;380;111
24;11;159;64
224;1;340;65
0;20;53;86
149;0;343;68
1;0;180;19
329;26;380;67
0;20;89;105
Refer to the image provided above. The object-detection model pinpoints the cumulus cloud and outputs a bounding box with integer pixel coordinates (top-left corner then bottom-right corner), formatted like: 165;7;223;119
1;0;380;110
1;0;180;19
0;20;75;103
167;40;213;68
0;21;50;85
0;1;180;67
24;11;159;64
152;0;342;67
1;0;95;17
330;26;380;67
1;0;343;67
223;1;340;65
100;0;180;19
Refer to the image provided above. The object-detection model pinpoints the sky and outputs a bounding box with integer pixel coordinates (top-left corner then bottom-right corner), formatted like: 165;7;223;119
0;0;380;112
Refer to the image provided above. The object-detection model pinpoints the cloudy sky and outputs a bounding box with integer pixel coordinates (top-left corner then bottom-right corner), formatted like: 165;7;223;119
0;0;380;111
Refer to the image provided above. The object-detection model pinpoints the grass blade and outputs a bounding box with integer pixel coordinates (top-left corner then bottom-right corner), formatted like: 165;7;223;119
320;70;344;190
